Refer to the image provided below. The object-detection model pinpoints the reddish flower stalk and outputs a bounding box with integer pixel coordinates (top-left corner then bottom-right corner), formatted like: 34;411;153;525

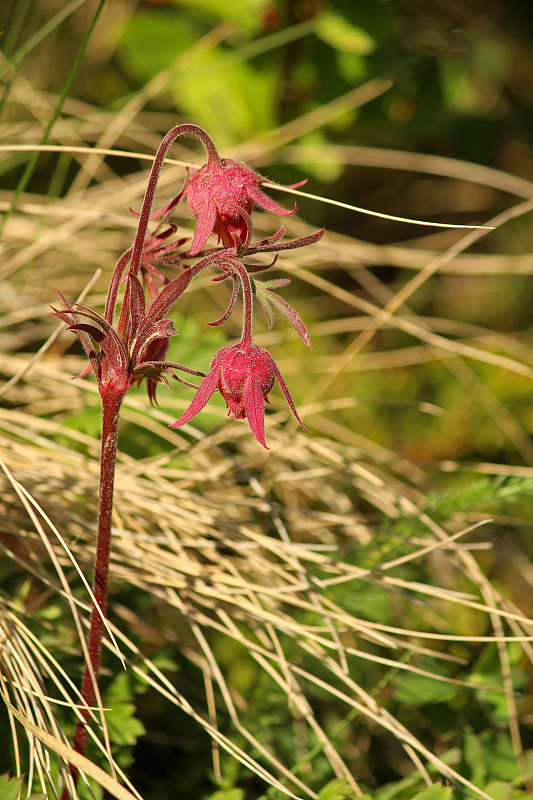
61;386;123;798
55;272;196;800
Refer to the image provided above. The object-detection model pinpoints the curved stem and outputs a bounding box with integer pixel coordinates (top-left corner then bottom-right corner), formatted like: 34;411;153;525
117;124;218;342
129;124;218;279
214;258;254;343
62;386;124;800
189;253;255;343
231;260;254;344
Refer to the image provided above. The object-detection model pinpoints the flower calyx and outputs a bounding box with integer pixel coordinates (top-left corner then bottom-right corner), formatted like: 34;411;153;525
53;268;201;403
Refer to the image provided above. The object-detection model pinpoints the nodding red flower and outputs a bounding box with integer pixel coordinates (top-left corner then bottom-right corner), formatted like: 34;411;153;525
186;153;297;256
170;338;307;449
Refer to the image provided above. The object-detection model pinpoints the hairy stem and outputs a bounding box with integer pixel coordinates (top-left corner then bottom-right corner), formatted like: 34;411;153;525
117;123;215;341
210;257;255;343
129;123;216;279
62;386;123;799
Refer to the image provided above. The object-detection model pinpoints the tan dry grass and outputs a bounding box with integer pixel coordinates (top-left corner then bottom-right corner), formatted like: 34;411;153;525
1;348;532;797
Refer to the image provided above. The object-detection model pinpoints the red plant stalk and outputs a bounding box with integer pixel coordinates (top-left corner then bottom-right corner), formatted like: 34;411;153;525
61;385;124;799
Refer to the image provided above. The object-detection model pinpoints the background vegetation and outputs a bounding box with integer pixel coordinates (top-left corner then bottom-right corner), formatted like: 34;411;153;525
1;1;533;799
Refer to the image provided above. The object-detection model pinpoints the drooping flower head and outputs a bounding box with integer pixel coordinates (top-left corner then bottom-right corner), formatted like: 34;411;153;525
186;147;298;256
127;123;316;263
170;338;307;449
56;123;321;445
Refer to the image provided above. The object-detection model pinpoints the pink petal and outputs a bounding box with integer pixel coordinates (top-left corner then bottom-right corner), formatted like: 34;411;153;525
188;201;217;256
248;185;296;217
274;366;308;432
244;376;268;449
169;369;219;428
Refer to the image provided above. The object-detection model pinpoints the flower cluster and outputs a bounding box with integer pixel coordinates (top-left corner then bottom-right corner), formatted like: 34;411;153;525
56;124;323;447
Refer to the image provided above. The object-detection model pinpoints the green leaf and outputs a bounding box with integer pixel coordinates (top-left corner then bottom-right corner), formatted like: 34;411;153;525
105;701;145;747
0;774;24;800
483;781;533;800
479;731;524;783
165;0;264;32
118;9;202;83
103;674;146;748
393;672;457;705
462;729;487;786
176;52;278;146
118;8;278;146
0;777;45;800
205;791;245;800
318;779;361;800
411;785;453;800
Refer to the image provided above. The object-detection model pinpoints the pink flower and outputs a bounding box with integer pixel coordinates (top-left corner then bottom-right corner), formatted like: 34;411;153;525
170;339;307;448
186;155;297;256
